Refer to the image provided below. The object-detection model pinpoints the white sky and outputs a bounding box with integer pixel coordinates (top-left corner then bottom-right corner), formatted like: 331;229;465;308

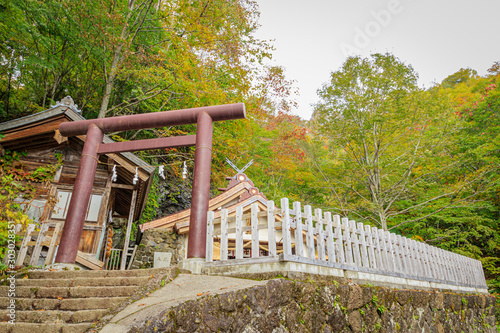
253;0;500;120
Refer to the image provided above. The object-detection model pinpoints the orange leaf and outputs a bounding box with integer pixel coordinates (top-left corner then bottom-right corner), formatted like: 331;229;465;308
197;293;203;296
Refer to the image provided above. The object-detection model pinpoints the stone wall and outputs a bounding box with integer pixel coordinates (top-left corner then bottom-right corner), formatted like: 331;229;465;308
130;229;185;269
136;278;497;333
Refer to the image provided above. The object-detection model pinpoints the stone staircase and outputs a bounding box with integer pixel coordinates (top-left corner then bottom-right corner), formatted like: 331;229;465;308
0;267;177;333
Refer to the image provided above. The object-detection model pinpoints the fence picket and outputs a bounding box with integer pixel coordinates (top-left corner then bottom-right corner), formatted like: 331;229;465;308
364;225;377;270
206;211;214;262
251;203;259;258
390;233;402;274
372;227;384;270
396;235;407;275
358;223;369;269
349;220;361;268
342;218;354;266
293;202;303;257
316;209;326;261
398;235;413;275
220;209;229;261
235;206;243;259
333;215;345;264
305;205;315;259
281;198;292;256
267;201;276;257
325;212;336;263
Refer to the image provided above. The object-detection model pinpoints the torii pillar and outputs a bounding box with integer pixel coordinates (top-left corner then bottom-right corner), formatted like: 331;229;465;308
55;104;245;264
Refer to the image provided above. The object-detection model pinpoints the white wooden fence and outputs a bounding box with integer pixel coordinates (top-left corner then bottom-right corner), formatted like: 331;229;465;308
206;198;488;289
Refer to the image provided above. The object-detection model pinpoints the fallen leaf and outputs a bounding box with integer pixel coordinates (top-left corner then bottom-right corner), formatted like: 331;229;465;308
137;303;146;306
57;296;63;300
169;278;173;281
23;275;28;279
220;287;227;290
49;269;55;271
197;293;203;296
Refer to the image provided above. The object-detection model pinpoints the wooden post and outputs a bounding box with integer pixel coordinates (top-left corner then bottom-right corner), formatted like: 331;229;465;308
16;224;36;267
316;209;325;261
235;206;243;259
343;218;353;266
206;211;214;262
333;215;345;264
251;203;259;258
358;223;369;269
371;227;384;271
364;225;377;270
30;224;49;266
389;232;402;274
325;212;336;263
305;205;315;259
378;229;390;271
350;220;361;268
45;223;63;265
293;202;303;257
397;235;409;275
280;198;292;256
267;201;276;257
220;208;229;261
120;189;137;270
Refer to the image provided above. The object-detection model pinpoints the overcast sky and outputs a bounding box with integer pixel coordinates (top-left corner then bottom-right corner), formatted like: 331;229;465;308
253;0;500;120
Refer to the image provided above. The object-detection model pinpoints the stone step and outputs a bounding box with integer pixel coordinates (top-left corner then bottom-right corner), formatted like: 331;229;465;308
0;286;139;299
0;309;108;324
15;276;150;288
0;322;92;333
0;297;128;311
26;267;167;280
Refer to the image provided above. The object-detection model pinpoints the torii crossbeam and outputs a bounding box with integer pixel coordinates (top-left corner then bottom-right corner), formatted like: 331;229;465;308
55;104;245;264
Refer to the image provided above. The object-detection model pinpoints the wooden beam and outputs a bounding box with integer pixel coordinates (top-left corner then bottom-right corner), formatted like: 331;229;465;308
111;183;136;190
121;189;138;270
1;120;62;142
97;135;196;154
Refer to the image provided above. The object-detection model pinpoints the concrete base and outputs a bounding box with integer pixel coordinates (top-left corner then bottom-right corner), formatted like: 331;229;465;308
178;258;205;274
202;259;489;294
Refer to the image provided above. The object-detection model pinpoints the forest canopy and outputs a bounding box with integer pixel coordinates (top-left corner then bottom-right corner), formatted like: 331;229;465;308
0;0;499;307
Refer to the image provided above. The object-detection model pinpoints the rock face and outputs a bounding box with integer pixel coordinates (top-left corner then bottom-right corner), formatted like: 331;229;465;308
155;178;192;218
137;279;497;333
130;229;186;269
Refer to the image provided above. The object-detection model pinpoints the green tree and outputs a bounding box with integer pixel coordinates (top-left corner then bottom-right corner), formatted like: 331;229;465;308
312;53;458;230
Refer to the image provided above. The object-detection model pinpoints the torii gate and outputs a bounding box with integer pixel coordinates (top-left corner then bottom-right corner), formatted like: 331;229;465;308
54;104;245;264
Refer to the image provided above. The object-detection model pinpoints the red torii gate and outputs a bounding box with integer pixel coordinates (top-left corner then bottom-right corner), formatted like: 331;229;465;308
54;104;245;264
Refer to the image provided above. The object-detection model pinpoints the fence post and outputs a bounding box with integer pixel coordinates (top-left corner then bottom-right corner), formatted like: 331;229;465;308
389;233;402;274
401;237;413;276
383;230;396;273
371;227;384;271
325;212;336;263
235;206;243;259
281;198;292;256
349;220;361;268
220;209;229;261
305;205;315;259
333;215;345;264
343;218;354;266
316;209;326;261
377;229;391;272
206;211;214;262
358;223;369;269
293;202;303;257
364;225;377;270
251;203;259;258
267;201;276;257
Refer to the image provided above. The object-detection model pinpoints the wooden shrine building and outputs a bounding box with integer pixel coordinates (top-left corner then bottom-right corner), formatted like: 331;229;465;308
0;97;154;267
